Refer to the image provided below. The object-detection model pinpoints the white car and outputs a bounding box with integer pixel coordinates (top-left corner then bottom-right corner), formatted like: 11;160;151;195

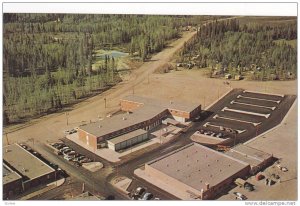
64;155;73;161
233;192;247;200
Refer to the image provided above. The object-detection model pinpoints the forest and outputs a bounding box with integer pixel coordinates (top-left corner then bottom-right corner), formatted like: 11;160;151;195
179;18;297;81
3;14;214;125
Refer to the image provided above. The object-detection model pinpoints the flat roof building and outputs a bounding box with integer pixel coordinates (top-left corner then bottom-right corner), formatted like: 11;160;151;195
226;144;274;174
3;144;56;199
142;143;250;200
77;96;201;150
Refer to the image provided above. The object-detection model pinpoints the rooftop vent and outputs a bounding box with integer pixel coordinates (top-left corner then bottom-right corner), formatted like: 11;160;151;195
98;125;102;128
122;117;127;120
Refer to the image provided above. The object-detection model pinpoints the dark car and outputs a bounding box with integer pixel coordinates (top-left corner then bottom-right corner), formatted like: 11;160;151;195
244;183;255;191
141;192;153;200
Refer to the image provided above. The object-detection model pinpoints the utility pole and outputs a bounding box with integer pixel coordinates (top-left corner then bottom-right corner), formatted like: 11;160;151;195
65;112;69;125
148;73;150;84
5;133;9;145
104;97;107;108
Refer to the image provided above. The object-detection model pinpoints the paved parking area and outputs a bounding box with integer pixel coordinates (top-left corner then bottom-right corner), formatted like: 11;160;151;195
196;89;296;145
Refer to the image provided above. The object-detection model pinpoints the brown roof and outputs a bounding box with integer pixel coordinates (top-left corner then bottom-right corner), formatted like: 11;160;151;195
147;143;249;191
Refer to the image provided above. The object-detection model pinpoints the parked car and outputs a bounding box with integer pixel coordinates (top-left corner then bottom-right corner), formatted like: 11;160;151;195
68;151;76;155
141;193;153;200
217;133;223;138
233;192;247;200
63;150;73;156
134;187;145;196
244;183;255;191
69;129;77;134
64;155;74;161
199;129;204;134
64;130;71;135
60;147;70;152
78;156;85;161
74;153;81;158
154;197;160;200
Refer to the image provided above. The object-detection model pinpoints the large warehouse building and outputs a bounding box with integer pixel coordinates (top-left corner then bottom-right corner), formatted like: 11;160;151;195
3;144;56;199
141;143;250;200
77;96;201;150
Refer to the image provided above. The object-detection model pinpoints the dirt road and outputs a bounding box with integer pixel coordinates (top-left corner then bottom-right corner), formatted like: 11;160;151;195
3;28;198;145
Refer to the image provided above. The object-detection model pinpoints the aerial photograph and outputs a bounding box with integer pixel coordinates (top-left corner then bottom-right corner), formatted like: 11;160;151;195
2;2;297;204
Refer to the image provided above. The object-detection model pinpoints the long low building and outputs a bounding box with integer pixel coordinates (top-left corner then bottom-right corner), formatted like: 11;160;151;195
3;144;56;199
107;129;148;151
142;143;250;200
77;96;201;150
226;144;274;174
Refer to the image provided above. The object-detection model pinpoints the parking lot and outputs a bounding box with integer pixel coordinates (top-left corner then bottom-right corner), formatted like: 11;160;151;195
196;89;296;145
48;140;94;168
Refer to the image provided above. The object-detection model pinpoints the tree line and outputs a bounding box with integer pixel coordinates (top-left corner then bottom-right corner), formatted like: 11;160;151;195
180;18;297;80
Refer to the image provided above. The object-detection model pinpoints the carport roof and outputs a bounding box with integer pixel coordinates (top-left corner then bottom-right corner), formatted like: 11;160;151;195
107;129;147;145
147;143;249;192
